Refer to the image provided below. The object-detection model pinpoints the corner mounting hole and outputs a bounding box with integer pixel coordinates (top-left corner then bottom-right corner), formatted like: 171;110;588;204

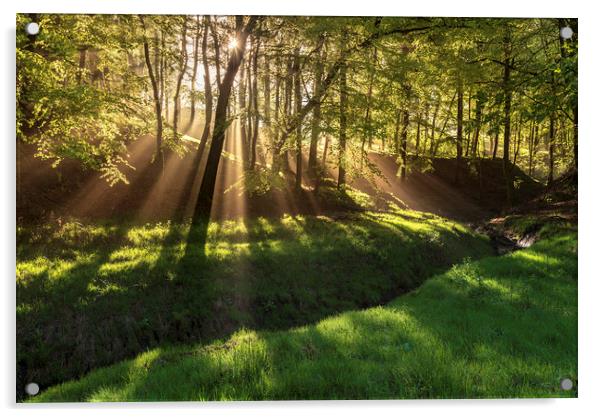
25;382;40;396
560;26;573;40
25;22;39;36
560;378;573;391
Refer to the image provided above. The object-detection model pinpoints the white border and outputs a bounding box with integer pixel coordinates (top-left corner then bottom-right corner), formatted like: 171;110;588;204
2;1;600;416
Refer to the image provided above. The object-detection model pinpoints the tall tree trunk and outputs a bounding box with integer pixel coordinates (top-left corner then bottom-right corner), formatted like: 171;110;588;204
210;17;222;90
361;47;377;165
394;109;402;154
415;109;421;155
429;98;440;155
189;16;201;125
401;108;409;180
250;37;260;170
263;42;271;126
238;54;247;149
513;116;522;166
192;16;258;227
455;80;463;184
198;16;213;158
140;16;163;165
293;48;303;190
502;30;513;205
470;94;483;157
548;113;556;185
528;121;536;176
309;36;325;182
337;55;348;189
173;20;188;141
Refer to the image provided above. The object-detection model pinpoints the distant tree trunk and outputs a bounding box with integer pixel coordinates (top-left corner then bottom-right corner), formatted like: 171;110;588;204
210;18;222;91
192;16;258;227
394;109;402;154
293;48;303;190
432;92;456;157
429;99;440;155
198;16;213;158
309;36;325;182
273;49;281;168
238;55;247;148
263;43;271;126
361;47;377;165
337;57;348;189
513;116;522;166
455;80;463;184
77;47;87;85
189;16;201;125
401;108;409;180
172;20;188;141
140;16;163;165
279;56;293;173
492;131;499;159
502;30;513;205
470;94;483;157
415;109;421;155
528;121;537;176
159;33;166;121
548;113;556;185
250;37;260;170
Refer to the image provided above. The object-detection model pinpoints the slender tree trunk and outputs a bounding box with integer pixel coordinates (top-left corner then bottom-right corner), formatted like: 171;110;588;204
429;99;440;155
528;121;535;176
293;48;303;190
140;16;163;165
401;108;409;180
198;16;213;158
338;55;348;189
250;37;260;170
455;80;463;184
513;117;522;166
309;36;325;182
210;18;222;90
192;16;258;227
173;20;188;141
361;47;377;165
415;109;421;155
189;16;201;125
273;49;281;168
394;109;402;154
77;47;87;85
502;31;513;205
470;95;483;157
548;113;556;185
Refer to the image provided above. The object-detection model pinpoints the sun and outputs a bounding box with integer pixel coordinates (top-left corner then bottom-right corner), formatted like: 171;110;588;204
228;37;239;50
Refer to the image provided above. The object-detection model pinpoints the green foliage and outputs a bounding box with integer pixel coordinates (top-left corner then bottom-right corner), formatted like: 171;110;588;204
29;227;576;401
17;14;151;185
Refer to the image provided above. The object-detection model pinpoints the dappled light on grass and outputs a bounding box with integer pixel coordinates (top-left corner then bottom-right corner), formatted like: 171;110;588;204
30;229;576;401
17;209;493;396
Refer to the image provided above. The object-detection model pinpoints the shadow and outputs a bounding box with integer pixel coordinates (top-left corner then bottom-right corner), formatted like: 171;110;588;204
33;232;577;402
17;210;496;400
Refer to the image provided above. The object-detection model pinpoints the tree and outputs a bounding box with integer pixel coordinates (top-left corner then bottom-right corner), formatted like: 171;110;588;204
192;16;259;229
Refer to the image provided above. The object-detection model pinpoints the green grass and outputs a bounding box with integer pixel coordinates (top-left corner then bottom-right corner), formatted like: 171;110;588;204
28;228;577;401
17;208;493;398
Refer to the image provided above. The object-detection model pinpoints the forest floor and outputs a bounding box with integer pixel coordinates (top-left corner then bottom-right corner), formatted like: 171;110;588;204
27;220;577;401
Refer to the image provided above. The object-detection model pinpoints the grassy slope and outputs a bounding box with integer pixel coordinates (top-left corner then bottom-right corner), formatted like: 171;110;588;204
29;226;577;401
17;207;493;396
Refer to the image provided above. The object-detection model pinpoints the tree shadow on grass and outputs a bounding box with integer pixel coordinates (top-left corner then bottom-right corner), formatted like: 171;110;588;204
35;234;577;401
19;211;495;401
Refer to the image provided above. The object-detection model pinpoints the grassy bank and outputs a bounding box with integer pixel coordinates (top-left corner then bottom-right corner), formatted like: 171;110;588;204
27;225;577;401
17;208;492;397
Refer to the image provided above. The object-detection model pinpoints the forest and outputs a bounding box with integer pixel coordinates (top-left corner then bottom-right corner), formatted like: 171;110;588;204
16;14;577;401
